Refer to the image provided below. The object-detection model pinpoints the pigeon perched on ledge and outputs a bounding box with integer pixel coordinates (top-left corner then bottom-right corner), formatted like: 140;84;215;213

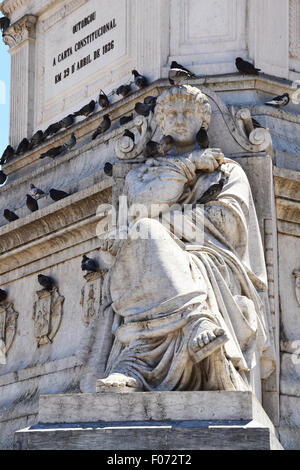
0;145;14;165
116;84;131;98
29;130;45;150
135;102;153;117
144;96;157;107
235;57;260;76
49;189;69;202
40;145;65;160
0;289;8;303
81;255;99;273
63;132;76;151
30;184;45;200
60;114;75;129
104;162;113;176
38;274;55;291
92;114;111;140
196;178;226;205
16;138;30;155
132;70;148;89
120;114;133;126
0;170;7;185
73;100;96;119
196;127;209;149
169;61;195;85
0;17;10;32
44;121;63;138
123;129;135;143
26;194;39;212
3;209;19;222
265;93;289;108
98;90;109;109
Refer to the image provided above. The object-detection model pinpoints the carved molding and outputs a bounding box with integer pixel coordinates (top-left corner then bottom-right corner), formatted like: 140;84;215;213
3;14;36;48
0;301;18;362
33;286;64;346
0;0;29;15
293;270;300;306
289;0;300;58
115;114;157;161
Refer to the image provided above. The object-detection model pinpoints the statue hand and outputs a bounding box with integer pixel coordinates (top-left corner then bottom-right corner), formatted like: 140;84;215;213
192;148;224;172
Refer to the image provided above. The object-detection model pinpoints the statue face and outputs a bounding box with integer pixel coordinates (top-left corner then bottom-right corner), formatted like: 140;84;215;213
160;98;202;146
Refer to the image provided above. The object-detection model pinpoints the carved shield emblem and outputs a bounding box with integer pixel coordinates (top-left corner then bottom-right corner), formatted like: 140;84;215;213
33;287;64;346
80;271;104;327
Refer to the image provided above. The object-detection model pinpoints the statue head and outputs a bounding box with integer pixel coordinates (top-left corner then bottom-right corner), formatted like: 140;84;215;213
155;85;211;147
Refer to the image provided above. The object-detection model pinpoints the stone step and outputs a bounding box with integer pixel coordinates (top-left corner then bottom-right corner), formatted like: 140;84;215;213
13;391;284;450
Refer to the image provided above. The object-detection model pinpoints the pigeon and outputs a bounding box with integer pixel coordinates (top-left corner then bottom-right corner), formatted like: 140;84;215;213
49;189;69;201
123;129;135;143
4;209;19;222
16;138;30;155
0;145;14;165
196;178;226;205
40;145;65;160
265;93;290;108
0;17;10;32
252;118;264;129
0;289;7;303
38;274;54;291
63;132;76;151
135;102;153;117
92;114;111;140
60;114;75;129
132;70;148;89
144;140;159;158
98;90;109;109
30;184;45;200
73;100;96;118
44;121;63;138
104;162;113;176
120;114;133;126
26;194;39;212
144;96;157;106
158;135;175;155
116;84;131;98
196;127;209;149
0;170;7;185
235;57;260;76
169;62;195;85
81;255;99;273
29;130;45;150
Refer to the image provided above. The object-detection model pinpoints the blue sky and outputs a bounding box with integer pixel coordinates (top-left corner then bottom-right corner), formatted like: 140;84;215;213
0;16;10;159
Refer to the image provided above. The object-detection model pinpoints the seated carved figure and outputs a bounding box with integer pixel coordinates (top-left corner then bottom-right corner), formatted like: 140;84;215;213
97;85;275;394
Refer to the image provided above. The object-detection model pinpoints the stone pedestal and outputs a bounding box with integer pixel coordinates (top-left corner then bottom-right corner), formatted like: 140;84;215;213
14;391;283;450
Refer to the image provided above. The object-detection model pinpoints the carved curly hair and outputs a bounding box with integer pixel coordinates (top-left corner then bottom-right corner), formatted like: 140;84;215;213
155;85;212;131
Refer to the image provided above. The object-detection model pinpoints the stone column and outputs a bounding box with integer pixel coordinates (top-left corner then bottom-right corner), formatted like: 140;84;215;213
3;15;37;146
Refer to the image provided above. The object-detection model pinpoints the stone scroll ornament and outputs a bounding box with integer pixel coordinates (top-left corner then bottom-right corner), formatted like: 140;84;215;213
0;302;18;364
32;287;64;347
96;84;276;394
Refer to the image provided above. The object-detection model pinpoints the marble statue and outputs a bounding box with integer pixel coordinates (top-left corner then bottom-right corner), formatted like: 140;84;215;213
97;85;275;394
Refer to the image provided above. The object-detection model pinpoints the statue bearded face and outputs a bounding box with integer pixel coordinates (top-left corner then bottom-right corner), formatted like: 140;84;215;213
155;86;211;148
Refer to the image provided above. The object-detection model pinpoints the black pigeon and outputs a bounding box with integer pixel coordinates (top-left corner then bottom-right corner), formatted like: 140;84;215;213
144;140;159;158
38;274;54;291
123;129;135;143
60;114;75;129
0;145;14;165
0;289;7;303
196;127;209;149
29;130;45;150
116;84;131;98
92;114;111;140
44;121;63;138
120;114;133;126
30;184;45;200
144;96;157;106
135;102;153;117
104;162;113;176
26;194;39;212
98;90;109;109
252;118;263;129
73;100;96;118
158;135;175;155
196;178;226;205
49;189;69;202
0;170;7;185
265;93;289;107
63;132;76;151
16;138;30;155
171;61;196;77
40;145;65;159
235;57;260;76
81;255;99;273
0;17;10;32
4;209;19;222
132;69;148;89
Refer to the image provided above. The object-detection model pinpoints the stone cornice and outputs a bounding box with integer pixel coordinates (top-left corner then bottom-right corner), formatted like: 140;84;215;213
2;14;36;48
0;0;29;16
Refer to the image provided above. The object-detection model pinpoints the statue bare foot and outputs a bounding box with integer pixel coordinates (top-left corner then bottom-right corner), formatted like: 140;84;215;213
188;320;229;363
96;372;143;393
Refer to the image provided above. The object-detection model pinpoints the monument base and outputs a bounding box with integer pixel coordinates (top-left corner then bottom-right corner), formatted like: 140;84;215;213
13;391;283;450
